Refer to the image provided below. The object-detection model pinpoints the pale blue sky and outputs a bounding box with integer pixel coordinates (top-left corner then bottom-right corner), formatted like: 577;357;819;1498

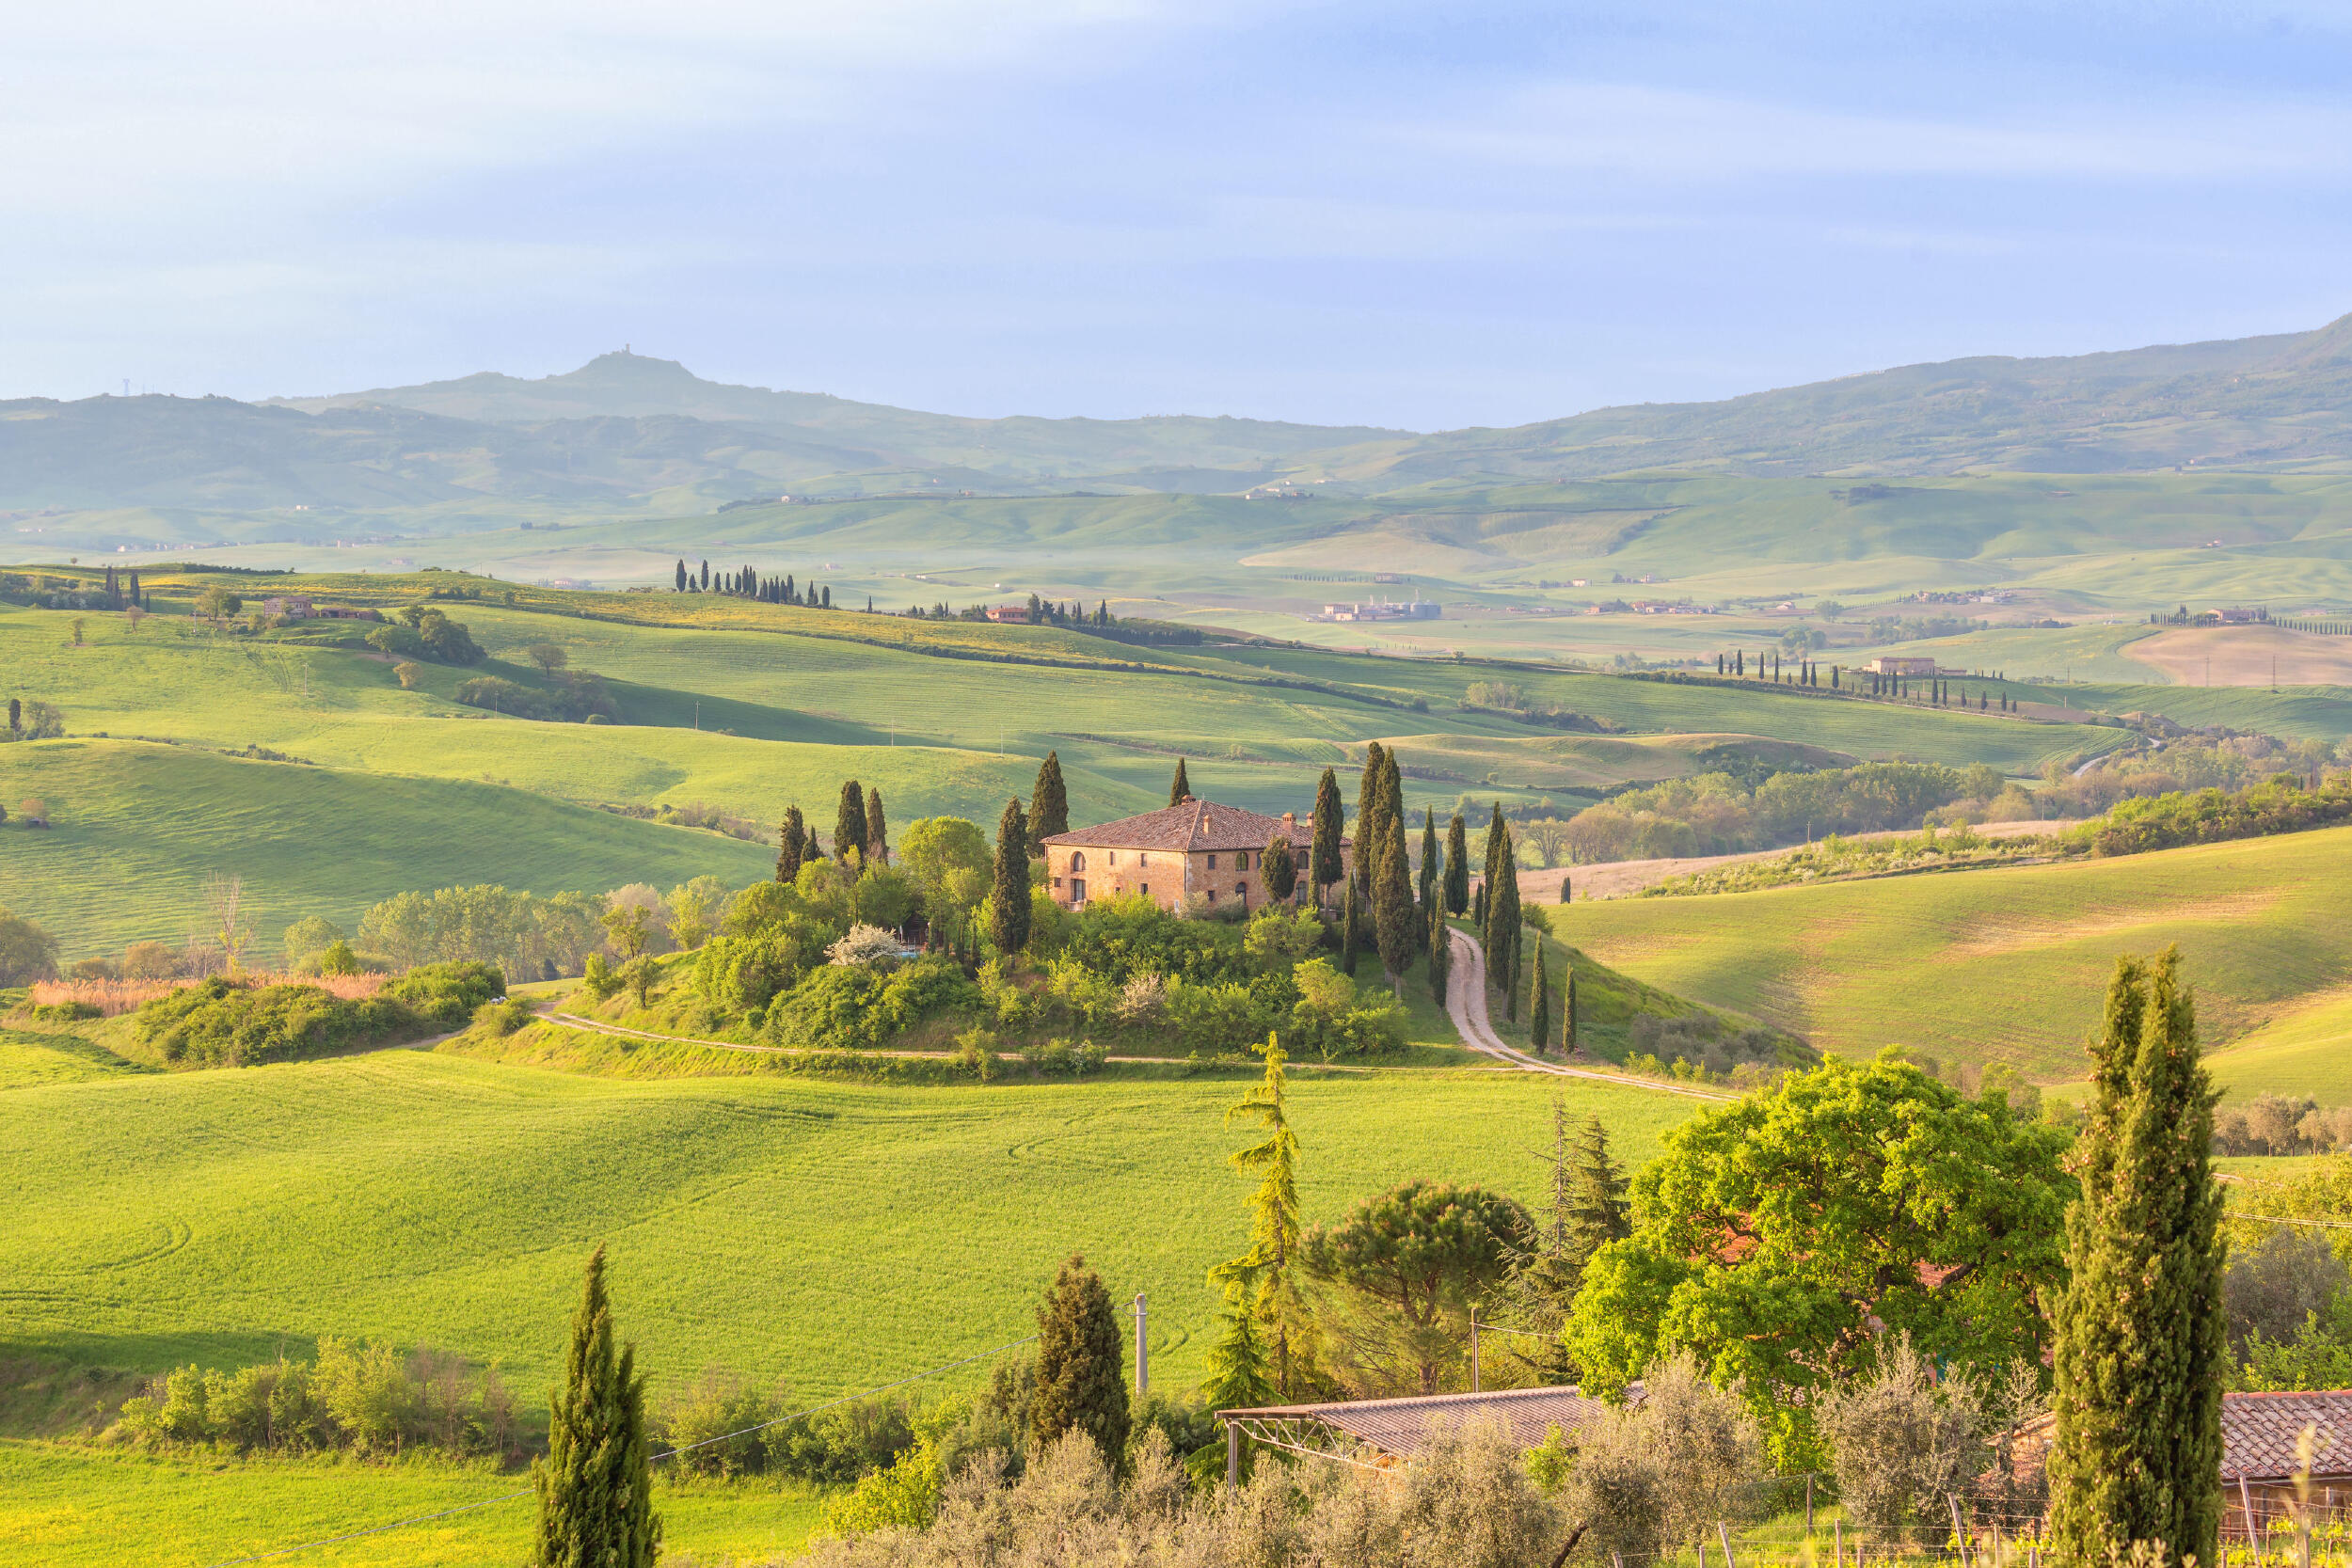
7;0;2349;428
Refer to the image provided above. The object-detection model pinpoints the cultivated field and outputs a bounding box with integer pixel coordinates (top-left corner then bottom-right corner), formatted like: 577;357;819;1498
2125;624;2352;688
1548;827;2352;1082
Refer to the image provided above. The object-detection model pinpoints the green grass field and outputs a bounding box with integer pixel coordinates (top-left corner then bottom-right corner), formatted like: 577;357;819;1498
0;1441;821;1568
0;740;776;958
1549;828;2352;1083
0;1051;1697;1402
2203;988;2352;1103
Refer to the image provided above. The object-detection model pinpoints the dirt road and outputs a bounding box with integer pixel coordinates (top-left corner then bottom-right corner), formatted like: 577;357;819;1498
1440;927;1730;1101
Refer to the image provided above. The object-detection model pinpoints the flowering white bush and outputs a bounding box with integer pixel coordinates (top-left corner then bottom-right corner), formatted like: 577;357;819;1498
826;924;904;968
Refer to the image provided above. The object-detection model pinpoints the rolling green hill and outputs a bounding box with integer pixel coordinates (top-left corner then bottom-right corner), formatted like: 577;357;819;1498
1549;827;2352;1083
0;1049;1694;1404
0;740;776;957
2203;989;2352;1104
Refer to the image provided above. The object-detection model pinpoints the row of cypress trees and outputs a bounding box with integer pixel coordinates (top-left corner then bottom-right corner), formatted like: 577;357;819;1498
771;782;889;881
672;559;832;608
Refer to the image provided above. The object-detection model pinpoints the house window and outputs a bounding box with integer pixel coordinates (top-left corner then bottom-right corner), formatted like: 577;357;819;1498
1236;882;1247;897
1236;851;1248;870
1070;879;1086;903
1071;851;1086;872
1139;883;1150;896
1205;889;1216;902
1207;853;1217;868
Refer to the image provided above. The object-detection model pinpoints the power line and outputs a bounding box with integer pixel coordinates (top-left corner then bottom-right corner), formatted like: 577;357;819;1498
204;1332;1041;1568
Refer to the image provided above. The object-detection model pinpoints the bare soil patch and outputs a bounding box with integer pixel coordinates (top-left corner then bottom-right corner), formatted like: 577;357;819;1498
2127;625;2352;687
1522;818;2071;903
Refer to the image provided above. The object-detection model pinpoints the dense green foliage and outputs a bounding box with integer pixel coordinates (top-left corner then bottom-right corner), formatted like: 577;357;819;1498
130;974;442;1068
111;1338;518;1458
2049;952;2225;1568
0;908;60;985
2090;774;2352;857
1303;1180;1534;1395
1028;1259;1130;1472
1565;1053;2072;1467
1554;760;1983;864
534;1248;660;1568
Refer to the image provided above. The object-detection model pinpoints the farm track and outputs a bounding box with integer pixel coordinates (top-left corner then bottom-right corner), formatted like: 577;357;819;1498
1442;927;1733;1101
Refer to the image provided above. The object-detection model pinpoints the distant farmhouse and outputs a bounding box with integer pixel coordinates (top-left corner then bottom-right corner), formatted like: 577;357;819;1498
1041;798;1349;915
1314;595;1440;623
1866;656;1941;676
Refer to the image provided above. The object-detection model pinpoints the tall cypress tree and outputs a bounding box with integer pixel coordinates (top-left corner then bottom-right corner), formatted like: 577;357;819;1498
699;560;709;590
532;1247;659;1568
775;805;806;882
1444;812;1470;914
864;787;888;865
1029;751;1070;851
2049;948;2224;1568
1353;743;1387;895
674;560;688;591
1426;901;1450;1006
1528;943;1550;1054
1372;828;1415;996
834;780;868;864
1310;768;1343;906
1340;881;1361;976
1169;757;1191;805
1486;816;1522;1022
1417;807;1440;927
1030;1255;1131;1472
992;798;1032;962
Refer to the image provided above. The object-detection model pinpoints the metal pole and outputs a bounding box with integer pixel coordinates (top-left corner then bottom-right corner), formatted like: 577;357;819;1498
1135;1293;1148;1397
1226;1419;1239;1488
1470;1307;1480;1392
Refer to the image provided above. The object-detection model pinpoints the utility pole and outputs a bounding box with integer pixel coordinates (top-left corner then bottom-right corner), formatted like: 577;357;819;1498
1134;1293;1148;1396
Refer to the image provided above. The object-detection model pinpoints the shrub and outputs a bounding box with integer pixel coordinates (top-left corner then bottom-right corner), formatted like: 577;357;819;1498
0;908;61;986
473;996;536;1037
1816;1335;1986;1543
131;977;421;1067
381;961;505;1027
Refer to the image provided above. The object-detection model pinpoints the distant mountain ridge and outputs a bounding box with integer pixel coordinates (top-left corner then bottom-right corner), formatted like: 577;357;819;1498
6;313;2349;517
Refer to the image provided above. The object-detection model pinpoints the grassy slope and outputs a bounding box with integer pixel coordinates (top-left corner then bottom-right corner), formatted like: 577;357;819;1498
0;1053;1696;1403
0;1441;820;1568
0;740;775;957
2203;988;2352;1103
1549;828;2352;1082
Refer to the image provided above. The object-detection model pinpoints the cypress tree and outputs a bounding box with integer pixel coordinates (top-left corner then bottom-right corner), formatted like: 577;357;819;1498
1560;875;1572;904
775;805;806;882
1353;742;1387;895
2048;948;2224;1568
1564;965;1578;1054
128;570;141;608
1260;834;1297;901
820;586;831;609
1169;757;1191;805
834;780;867;864
1030;1255;1131;1472
1310;768;1344;905
1486;816;1522;1022
1444;812;1470;914
992;798;1032;961
1028;751;1070;851
1472;880;1486;931
674;560;687;591
1416;807;1439;947
699;560;709;590
1340;880;1361;976
1372;826;1415;995
532;1247;659;1568
864;787;888;865
1528;943;1550;1054
1427;900;1450;1006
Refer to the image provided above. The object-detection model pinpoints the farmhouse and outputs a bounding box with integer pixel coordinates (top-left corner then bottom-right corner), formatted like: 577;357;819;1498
1866;656;1940;676
2003;1388;2352;1532
1040;797;1345;915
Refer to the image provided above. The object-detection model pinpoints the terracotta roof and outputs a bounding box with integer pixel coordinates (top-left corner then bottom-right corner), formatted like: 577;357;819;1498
1041;798;1327;854
2005;1390;2352;1483
2222;1390;2352;1481
1217;1385;1621;1460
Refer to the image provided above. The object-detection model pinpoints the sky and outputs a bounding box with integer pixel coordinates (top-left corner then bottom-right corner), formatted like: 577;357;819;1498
6;0;2351;430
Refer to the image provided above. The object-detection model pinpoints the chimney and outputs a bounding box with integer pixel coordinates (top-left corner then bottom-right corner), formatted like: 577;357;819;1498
1282;812;1296;831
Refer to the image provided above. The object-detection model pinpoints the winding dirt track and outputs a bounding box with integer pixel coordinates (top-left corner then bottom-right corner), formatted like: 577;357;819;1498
1440;927;1731;1101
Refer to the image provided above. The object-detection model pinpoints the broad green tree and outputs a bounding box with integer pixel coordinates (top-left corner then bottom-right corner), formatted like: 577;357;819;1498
0;908;60;986
991;798;1032;961
1310;768;1345;903
1028;751;1070;850
1565;1053;2072;1467
1305;1180;1534;1395
1031;1256;1131;1471
2049;950;2225;1568
532;1247;659;1568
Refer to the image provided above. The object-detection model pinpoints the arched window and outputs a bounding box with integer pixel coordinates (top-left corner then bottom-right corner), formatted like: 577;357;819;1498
1070;851;1086;872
